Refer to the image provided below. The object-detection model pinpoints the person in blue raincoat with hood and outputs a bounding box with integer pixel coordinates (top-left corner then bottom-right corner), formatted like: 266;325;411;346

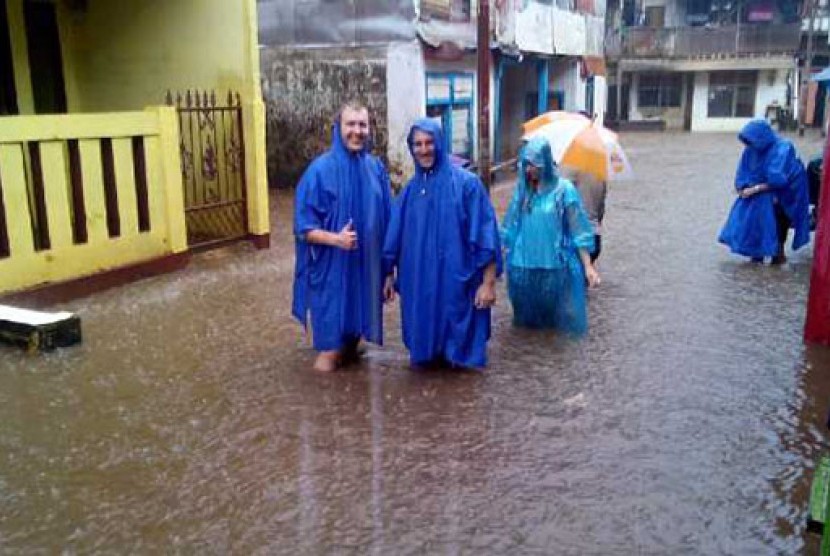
292;101;394;372
718;119;811;264
383;119;502;369
501;136;601;333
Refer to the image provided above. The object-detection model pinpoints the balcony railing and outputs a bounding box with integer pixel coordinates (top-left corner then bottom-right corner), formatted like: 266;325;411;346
606;23;801;58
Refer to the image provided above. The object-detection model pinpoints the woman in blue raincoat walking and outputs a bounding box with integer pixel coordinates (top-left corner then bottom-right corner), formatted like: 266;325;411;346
501;137;601;334
718;119;811;264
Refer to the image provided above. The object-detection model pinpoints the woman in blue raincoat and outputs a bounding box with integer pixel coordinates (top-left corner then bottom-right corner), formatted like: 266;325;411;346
501;137;601;333
718;119;811;263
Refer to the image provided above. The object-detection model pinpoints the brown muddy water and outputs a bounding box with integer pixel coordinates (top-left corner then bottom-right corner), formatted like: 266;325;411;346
2;132;830;554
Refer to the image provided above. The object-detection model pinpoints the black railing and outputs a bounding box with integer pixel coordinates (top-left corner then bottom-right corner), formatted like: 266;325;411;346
166;90;248;248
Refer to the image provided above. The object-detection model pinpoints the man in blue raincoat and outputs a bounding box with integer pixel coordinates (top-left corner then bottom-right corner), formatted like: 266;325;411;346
718;119;811;263
383;119;502;369
292;102;393;372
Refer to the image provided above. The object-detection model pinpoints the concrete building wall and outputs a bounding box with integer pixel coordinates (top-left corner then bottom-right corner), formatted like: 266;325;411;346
593;75;608;124
386;42;426;185
260;45;388;188
628;72;688;130
691;69;789;132
56;0;259;113
500;61;539;159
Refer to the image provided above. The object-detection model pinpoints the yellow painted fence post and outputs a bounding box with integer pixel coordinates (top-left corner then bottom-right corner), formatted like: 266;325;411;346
243;97;270;239
151;106;188;254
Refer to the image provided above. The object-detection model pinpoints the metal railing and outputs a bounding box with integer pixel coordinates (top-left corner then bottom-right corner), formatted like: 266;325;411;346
606;22;801;58
166;90;248;248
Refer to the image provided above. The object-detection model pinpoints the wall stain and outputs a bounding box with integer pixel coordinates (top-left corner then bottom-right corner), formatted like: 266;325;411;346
261;47;390;189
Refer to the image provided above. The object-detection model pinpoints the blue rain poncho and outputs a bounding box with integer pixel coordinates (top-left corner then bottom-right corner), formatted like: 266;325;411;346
718;119;811;258
383;119;502;368
292;122;392;351
501;137;595;334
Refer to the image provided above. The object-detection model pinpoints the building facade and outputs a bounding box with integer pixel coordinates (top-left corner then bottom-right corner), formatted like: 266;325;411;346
605;0;801;132
0;0;268;296
258;0;607;188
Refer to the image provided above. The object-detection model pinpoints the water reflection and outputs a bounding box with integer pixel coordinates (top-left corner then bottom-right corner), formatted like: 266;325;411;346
0;132;829;553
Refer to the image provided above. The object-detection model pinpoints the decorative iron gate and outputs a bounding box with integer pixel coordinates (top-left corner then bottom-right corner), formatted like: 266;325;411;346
166;90;247;248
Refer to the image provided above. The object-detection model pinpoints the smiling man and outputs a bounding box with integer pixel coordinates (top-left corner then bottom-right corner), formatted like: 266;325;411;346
383;119;502;369
292;101;394;372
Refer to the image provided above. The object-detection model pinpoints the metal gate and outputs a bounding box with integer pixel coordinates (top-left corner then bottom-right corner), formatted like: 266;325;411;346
166;90;247;248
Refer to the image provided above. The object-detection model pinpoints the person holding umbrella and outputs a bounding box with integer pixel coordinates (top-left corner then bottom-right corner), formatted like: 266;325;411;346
501;136;601;333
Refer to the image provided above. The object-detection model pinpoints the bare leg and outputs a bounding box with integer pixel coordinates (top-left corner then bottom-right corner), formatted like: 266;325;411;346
313;350;339;372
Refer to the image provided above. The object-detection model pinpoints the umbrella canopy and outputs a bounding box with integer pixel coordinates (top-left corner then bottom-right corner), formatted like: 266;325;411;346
522;111;633;182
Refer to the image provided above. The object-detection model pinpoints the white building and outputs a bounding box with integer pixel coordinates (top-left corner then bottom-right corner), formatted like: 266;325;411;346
605;0;801;132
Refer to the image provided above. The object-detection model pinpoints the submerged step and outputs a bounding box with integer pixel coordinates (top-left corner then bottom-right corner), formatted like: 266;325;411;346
0;305;82;352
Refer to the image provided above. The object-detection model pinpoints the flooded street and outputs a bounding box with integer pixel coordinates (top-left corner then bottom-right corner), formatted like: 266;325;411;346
2;132;830;554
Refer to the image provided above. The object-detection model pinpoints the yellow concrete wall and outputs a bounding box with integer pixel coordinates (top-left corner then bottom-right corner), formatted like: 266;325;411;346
5;0;34;114
3;0;268;242
0;107;187;295
57;0;268;236
57;0;255;112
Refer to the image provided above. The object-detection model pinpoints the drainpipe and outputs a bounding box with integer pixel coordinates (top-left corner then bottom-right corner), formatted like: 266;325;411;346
477;0;492;189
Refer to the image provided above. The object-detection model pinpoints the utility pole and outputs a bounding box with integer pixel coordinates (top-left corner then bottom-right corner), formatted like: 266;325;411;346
477;0;492;189
800;0;817;136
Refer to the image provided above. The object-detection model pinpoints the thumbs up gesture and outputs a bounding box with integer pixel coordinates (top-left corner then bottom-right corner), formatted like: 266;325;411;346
336;219;358;250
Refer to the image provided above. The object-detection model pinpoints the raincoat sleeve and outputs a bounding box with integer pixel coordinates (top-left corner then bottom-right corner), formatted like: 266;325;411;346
735;149;758;189
464;174;503;276
382;185;409;278
377;160;392;227
765;142;797;190
563;183;596;252
500;183;523;253
294;160;330;238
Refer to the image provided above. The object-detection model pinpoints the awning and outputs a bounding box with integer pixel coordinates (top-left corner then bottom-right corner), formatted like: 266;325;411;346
581;56;607;78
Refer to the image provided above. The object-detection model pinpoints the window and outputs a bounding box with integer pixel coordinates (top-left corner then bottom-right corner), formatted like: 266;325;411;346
637;73;682;108
426;73;474;158
707;71;757;118
420;0;471;22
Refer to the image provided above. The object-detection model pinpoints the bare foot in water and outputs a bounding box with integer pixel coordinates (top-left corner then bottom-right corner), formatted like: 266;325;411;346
313;351;339;372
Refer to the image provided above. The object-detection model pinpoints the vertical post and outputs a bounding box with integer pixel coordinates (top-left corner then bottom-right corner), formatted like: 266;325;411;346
537;58;549;115
477;0;492;189
616;63;623;121
805;134;830;344
153;106;188;254
735;1;741;53
800;0;817;137
494;56;504;164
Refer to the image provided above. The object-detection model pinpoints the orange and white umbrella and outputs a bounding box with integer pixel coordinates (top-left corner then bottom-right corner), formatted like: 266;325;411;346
522;111;633;182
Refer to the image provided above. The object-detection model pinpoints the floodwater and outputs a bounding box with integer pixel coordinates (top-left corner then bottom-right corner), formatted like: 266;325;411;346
2;132;830;554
